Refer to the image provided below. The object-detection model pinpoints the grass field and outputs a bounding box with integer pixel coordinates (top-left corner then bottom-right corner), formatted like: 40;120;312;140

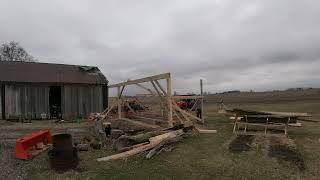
26;97;320;180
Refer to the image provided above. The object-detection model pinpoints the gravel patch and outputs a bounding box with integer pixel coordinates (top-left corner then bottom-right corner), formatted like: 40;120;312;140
0;142;28;180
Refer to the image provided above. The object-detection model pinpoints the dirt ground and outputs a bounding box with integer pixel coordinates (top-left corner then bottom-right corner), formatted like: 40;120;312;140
0;118;158;179
0;120;91;179
228;134;305;171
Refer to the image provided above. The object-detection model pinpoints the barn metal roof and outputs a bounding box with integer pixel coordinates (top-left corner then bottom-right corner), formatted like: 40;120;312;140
0;61;108;84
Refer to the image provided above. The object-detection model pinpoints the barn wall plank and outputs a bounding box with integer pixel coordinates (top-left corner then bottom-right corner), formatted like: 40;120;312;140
0;85;2;119
63;85;103;120
5;84;50;119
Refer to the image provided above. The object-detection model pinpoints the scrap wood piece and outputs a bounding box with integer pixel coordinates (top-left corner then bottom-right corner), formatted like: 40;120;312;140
196;129;217;134
194;125;217;134
102;101;117;114
118;142;149;152
172;103;202;122
288;122;302;127
97;129;184;162
173;109;184;124
261;111;311;117
297;118;319;123
146;135;183;159
113;130;170;150
135;83;157;96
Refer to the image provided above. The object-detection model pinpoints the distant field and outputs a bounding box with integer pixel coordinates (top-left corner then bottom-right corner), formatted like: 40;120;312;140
205;88;320;104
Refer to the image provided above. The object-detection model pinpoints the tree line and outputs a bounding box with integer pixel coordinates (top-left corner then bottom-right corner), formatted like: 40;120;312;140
0;41;36;62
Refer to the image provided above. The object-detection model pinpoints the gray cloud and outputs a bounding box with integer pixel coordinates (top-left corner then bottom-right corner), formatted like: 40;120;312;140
1;0;320;94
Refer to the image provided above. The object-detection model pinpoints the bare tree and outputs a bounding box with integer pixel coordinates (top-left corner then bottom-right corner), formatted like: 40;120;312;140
0;41;36;62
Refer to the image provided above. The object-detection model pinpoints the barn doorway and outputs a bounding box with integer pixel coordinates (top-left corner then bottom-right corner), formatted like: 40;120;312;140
49;86;62;119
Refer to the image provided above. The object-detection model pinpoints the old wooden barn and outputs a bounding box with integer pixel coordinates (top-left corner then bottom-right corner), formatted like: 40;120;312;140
0;61;108;120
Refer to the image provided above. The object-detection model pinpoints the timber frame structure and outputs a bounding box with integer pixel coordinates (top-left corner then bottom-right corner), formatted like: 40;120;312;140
102;73;204;127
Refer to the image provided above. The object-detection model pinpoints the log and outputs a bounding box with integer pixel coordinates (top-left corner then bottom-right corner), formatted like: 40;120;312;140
146;136;183;159
97;129;184;161
118;142;149;152
113;130;169;150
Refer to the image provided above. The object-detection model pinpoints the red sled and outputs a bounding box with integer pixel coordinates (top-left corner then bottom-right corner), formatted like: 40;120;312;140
15;130;52;160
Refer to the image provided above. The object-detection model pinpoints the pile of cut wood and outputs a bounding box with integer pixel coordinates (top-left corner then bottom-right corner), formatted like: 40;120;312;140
97;125;192;161
86;104;216;162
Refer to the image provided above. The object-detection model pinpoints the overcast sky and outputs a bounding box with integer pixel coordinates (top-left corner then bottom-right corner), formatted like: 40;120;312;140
1;0;320;94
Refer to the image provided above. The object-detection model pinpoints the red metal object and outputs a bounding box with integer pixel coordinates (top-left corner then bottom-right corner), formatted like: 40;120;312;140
176;101;188;109
15;130;52;160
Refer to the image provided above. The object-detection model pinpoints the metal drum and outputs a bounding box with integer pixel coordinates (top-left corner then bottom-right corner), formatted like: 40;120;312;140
48;133;79;171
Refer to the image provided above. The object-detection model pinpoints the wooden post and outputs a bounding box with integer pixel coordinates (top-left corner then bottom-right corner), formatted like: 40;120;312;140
167;76;173;127
118;86;121;119
265;117;269;134
200;79;204;123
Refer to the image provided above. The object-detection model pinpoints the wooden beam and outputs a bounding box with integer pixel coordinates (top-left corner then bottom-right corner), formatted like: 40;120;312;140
167;76;173;127
109;73;170;88
172;99;190;122
102;101;118;117
200;79;204;123
261;111;310;117
190;99;199;111
195;128;217;134
155;80;166;95
125;102;136;114
173;109;183;124
118;86;122;119
151;80;163;97
135;83;157;96
119;85;126;98
172;103;202;122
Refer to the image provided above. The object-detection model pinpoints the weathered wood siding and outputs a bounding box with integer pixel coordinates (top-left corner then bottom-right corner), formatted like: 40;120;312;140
0;85;2;119
62;85;103;120
5;84;50;119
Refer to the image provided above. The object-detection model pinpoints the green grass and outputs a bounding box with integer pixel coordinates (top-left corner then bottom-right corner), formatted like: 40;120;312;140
28;101;320;180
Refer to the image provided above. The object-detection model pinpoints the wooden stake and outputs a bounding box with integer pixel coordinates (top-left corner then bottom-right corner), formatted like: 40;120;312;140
200;79;204;123
118;86;121;119
167;76;173;127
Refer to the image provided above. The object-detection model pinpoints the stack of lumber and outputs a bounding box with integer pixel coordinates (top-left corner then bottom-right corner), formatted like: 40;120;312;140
226;108;311;124
221;107;314;135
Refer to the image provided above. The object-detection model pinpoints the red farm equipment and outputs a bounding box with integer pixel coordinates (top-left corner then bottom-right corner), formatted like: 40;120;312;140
15;130;52;160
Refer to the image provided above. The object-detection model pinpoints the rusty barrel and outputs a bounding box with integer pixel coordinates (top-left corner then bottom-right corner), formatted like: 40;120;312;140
48;133;79;171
